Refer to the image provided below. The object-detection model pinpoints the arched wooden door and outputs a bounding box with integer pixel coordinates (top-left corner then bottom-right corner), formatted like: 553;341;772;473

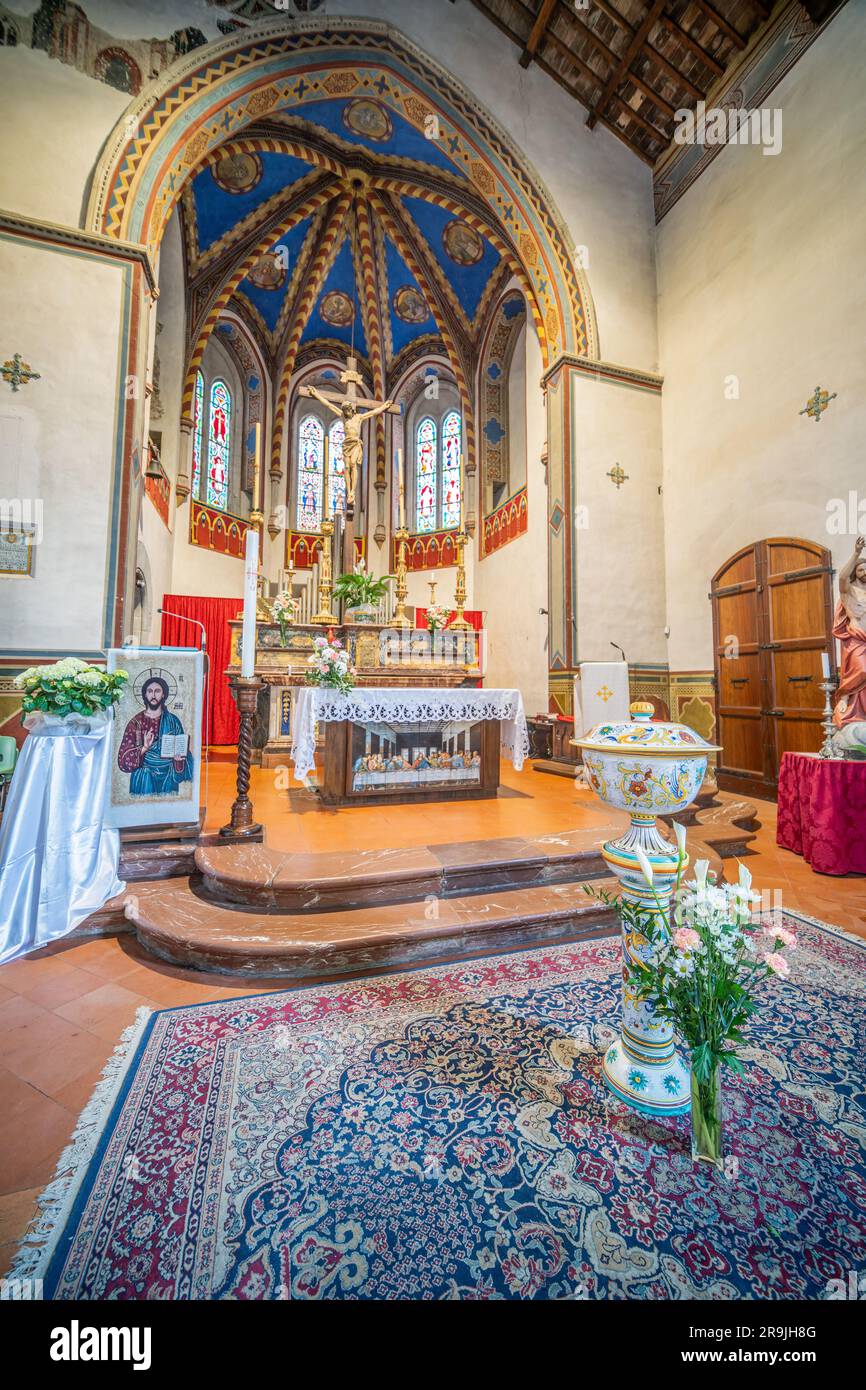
711;538;835;798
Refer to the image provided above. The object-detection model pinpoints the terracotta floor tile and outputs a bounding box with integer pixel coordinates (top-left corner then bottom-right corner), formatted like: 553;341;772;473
55;981;153;1031
0;1186;41;1247
2;1016;111;1101
22;965;109;1011
0;1090;76;1195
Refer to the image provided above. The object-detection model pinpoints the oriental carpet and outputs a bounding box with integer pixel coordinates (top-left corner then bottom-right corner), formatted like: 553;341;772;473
13;912;866;1300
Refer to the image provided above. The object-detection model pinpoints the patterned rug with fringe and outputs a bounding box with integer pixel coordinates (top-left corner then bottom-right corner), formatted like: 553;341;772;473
14;911;866;1300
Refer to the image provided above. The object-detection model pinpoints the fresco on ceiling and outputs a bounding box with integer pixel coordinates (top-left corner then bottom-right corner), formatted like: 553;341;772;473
393;286;430;326
319;291;354;328
342;98;392;143
212;152;263;195
443;220;483;267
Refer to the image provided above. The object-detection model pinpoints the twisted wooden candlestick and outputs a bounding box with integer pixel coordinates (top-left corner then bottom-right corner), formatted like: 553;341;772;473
220;675;264;841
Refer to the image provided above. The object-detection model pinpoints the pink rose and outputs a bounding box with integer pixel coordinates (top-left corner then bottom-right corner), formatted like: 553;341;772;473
767;925;797;949
762;952;790;978
674;927;701;951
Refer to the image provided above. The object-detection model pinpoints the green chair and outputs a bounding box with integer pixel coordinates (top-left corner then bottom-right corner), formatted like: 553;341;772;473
0;735;17;814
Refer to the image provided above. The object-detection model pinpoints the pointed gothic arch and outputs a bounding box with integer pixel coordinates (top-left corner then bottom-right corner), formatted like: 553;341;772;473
86;17;596;368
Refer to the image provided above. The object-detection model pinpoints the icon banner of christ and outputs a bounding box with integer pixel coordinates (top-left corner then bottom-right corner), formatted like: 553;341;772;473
106;646;204;828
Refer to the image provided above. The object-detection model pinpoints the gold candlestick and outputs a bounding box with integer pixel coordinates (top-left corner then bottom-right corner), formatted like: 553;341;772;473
450;529;471;630
312;517;339;624
428;578;437;606
392;526;411;629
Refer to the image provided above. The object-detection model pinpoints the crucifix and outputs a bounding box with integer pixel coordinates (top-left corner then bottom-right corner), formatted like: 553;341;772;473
300;355;399;525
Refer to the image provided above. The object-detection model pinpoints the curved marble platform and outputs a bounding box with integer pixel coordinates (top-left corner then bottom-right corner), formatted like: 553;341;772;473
195;828;610;913
129;876;617;979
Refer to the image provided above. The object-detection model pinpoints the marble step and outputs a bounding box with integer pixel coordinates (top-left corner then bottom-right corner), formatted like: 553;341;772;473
195;828;612;913
127;876;618;980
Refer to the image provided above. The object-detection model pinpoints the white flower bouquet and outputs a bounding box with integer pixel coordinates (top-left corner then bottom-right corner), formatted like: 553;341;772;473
14;658;129;719
305;636;356;694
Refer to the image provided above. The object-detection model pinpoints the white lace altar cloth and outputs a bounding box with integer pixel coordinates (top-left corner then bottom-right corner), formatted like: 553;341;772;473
290;686;530;783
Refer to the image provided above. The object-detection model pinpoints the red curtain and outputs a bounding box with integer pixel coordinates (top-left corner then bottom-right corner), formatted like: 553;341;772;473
160;594;241;746
414;608;484;631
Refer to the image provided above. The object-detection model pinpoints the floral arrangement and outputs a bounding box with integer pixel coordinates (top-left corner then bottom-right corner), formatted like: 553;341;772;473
271;589;300;646
591;826;796;1166
425;603;451;632
15;658;129;719
305;636;356;694
333;560;391;611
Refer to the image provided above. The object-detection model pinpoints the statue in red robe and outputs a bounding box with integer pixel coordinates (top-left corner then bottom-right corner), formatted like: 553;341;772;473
833;535;866;728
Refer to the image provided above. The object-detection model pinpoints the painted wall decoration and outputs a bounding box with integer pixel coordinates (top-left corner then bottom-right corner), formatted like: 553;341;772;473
287;531;365;570
246;253;285;291
190;499;249;557
443;219;483;266
482;486;527;558
396;529;459;572
319;291;354;328
2;1;206;97
480;290;526;557
393;286;429;325
212;151;263;194
106;647;203;829
343;97;393;143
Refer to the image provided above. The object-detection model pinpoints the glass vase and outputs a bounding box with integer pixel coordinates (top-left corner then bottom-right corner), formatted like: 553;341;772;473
278;619;288;648
690;1060;724;1171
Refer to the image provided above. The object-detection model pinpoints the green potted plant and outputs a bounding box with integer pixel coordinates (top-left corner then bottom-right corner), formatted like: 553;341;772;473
332;561;391;624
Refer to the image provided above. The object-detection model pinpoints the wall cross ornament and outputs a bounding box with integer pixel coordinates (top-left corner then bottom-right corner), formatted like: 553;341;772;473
606;463;629;489
2;353;41;392
597;684;614;703
799;385;837;423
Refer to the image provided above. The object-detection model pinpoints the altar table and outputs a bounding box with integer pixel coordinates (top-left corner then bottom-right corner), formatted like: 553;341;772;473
776;751;866;875
291;686;529;806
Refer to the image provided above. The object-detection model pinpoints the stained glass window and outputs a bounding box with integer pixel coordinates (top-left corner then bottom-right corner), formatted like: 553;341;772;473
415;416;437;533
192;370;204;499
328;418;346;518
297;414;324;531
206;379;231;510
441;410;462;530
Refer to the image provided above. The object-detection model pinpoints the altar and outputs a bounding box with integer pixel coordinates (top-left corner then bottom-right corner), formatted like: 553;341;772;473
290;686;529;806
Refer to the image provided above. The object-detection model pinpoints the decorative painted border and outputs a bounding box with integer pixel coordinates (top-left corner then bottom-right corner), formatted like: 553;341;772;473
287;531;365;571
190;499;250;557
395;529;459;572
482;486;528;558
85;18;595;366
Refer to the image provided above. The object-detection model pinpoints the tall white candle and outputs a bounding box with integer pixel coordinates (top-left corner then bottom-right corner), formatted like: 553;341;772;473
241;526;259;678
397;447;405;529
821;651;831;679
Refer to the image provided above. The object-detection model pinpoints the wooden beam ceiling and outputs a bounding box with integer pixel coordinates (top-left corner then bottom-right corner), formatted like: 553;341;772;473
465;0;771;165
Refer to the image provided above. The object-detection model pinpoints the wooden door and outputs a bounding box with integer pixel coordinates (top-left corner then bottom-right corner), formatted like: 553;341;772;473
711;538;834;798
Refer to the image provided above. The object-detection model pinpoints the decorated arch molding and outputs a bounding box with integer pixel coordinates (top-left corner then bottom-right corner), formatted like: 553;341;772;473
86;17;596;368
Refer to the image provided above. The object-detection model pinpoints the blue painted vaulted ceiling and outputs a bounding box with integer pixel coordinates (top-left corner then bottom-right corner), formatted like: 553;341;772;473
179;96;508;382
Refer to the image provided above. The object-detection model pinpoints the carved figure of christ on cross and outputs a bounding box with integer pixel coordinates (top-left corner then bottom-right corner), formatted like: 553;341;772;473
300;356;399;514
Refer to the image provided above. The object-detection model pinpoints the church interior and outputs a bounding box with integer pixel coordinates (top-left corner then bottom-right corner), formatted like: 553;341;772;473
0;0;864;1315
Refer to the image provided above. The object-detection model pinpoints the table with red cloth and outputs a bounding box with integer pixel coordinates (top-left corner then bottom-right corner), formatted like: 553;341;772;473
776;751;866;875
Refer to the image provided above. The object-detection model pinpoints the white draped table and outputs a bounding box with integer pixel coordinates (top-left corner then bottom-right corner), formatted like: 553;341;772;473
0;712;124;965
290;686;530;783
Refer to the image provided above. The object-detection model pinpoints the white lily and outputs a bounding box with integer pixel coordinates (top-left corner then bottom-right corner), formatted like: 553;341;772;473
634;844;655;885
693;858;710;892
673;820;687;860
738;862;753;894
